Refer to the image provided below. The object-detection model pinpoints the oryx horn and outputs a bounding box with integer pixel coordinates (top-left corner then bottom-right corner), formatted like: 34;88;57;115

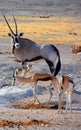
13;15;18;35
3;13;14;35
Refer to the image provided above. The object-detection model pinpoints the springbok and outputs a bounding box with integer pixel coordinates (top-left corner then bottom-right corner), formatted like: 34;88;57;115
13;71;58;104
3;14;61;76
71;45;81;62
71;45;81;54
58;75;74;113
13;69;74;112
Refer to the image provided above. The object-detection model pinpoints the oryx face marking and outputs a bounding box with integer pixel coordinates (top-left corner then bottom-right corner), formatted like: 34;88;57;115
12;34;20;48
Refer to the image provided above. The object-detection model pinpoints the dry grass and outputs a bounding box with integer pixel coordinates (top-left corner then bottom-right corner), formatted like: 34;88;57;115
0;119;52;127
13;103;58;110
0;16;81;45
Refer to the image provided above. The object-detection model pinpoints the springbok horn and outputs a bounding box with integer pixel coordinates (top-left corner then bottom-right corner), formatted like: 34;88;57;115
3;13;14;35
13;15;18;35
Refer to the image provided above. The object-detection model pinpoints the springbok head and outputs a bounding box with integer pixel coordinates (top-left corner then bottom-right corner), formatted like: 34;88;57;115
3;14;24;48
71;45;81;54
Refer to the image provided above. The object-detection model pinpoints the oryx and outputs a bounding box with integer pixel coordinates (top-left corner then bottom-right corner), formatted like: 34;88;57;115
3;14;61;76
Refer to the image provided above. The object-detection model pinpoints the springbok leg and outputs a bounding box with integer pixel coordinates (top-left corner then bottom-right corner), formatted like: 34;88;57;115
33;83;41;104
58;90;65;113
46;83;53;104
66;91;72;113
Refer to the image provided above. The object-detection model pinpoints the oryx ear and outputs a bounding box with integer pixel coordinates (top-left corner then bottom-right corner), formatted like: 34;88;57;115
8;33;11;37
19;33;24;37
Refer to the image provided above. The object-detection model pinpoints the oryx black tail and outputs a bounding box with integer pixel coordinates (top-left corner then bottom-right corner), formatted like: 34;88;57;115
51;45;61;76
54;54;61;76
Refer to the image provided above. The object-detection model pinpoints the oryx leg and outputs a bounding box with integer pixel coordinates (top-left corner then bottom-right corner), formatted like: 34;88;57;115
12;69;17;85
22;62;28;76
22;61;25;68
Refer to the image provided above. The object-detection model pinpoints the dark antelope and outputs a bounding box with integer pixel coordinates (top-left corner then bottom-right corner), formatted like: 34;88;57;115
3;14;61;76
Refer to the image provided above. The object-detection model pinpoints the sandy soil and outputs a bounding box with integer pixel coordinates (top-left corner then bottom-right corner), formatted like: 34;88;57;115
0;0;81;130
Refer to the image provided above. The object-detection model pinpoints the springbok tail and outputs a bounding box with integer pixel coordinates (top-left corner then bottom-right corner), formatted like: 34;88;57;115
54;55;61;76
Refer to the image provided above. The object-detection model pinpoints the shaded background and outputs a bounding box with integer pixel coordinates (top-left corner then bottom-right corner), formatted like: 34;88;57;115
0;0;81;17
